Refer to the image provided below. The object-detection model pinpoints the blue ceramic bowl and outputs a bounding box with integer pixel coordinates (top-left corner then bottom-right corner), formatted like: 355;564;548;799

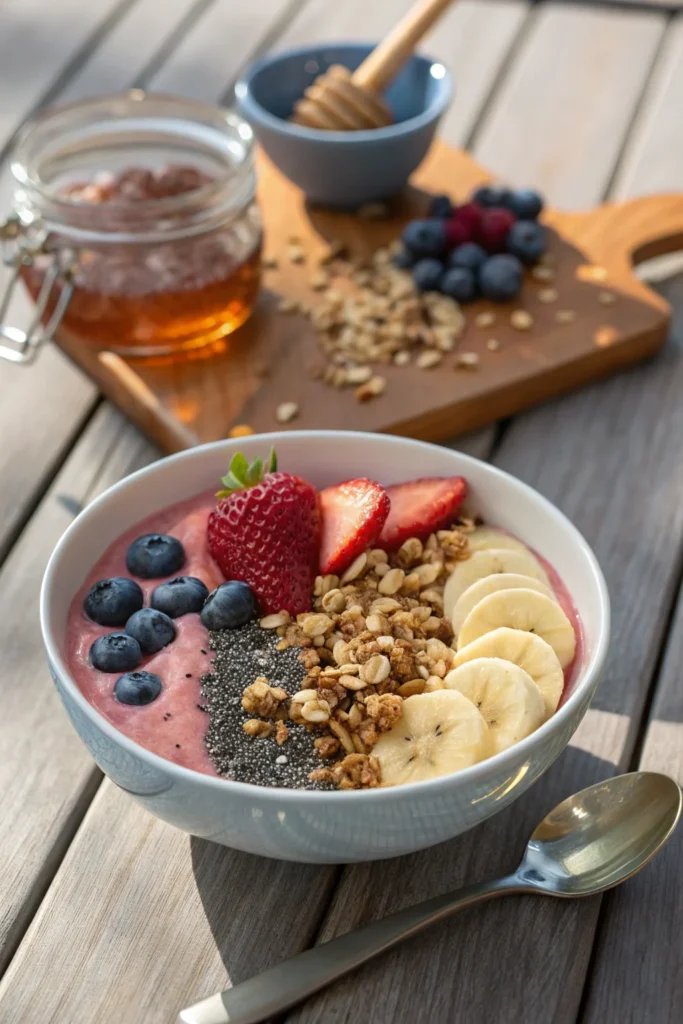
234;43;452;208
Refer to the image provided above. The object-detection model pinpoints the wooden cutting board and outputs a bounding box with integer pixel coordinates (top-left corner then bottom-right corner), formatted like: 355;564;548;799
53;140;683;453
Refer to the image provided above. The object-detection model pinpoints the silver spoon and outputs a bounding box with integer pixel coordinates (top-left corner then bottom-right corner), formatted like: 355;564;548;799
178;771;681;1024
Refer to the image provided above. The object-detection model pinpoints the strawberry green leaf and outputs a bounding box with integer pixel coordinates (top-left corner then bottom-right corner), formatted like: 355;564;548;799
267;447;278;473
246;457;263;486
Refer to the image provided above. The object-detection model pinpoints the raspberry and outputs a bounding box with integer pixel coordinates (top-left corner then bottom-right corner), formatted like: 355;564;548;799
476;207;517;253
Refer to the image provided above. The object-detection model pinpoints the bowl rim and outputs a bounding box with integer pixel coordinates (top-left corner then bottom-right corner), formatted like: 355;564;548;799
40;430;611;804
234;41;453;144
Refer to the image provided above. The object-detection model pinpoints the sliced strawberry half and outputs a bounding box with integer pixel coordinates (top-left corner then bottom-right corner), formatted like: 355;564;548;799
378;477;468;550
319;478;390;576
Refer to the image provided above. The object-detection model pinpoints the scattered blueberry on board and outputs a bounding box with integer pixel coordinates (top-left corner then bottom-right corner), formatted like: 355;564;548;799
90;632;142;673
125;608;176;654
201;580;256;631
126;533;185;579
151;576;209;618
114;670;163;706
400;184;547;303
84;576;143;626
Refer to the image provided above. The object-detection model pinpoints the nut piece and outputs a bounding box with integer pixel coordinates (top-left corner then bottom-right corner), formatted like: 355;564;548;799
322;588;346;614
394;350;411;366
556;309;576;324
340;552;368;584
598;290;616;305
360;654;391;684
243;719;273;737
475;311;496;328
397;537;423;567
276;401;299;424
301;698;331;723
329;718;356;754
378;567;406;595
275;721;289;745
292;688;318;704
531;265;554;282
355;376;386;402
333;753;382;789
260;611;291;629
510;310;534;331
416;350;443;370
314;735;341;758
486;338;501;351
538;287;558;304
365;692;403;730
397;678;426;697
456;351;479;370
241;679;288;717
424;675;446;691
301;613;334;637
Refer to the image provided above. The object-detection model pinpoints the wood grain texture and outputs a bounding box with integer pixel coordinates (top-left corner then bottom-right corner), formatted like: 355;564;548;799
0;781;336;1024
613;14;683;198
581;430;683;1022
287;9;683;1022
54;142;682;450
150;0;297;99
473;3;665;207
0;404;156;975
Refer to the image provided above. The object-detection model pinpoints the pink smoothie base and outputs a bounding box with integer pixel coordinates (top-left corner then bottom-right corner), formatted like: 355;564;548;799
66;491;585;782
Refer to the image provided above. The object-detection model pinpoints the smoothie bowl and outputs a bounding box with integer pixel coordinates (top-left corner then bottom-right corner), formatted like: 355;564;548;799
41;432;609;863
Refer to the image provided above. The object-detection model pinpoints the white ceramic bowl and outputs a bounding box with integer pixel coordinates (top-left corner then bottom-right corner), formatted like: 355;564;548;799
41;431;610;863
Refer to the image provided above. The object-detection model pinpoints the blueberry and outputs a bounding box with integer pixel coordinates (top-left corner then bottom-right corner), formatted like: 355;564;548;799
401;219;447;258
427;193;454;219
412;258;444;293
201;581;256;631
126;534;184;579
448;242;487;272
472;185;513;209
150;576;209;618
479;254;524;302
114;670;163;706
83;577;143;627
90;632;141;673
506;220;547;265
392;246;415;270
506;188;544;220
126;608;176;654
440;266;477;303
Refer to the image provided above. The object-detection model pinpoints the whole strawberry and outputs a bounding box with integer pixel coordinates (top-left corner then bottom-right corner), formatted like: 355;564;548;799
207;449;320;616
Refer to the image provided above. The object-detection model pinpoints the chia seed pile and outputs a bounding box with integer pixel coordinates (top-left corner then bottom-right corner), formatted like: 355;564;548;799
200;621;328;789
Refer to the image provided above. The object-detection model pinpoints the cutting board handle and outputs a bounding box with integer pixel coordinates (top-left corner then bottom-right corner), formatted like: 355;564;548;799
591;193;683;267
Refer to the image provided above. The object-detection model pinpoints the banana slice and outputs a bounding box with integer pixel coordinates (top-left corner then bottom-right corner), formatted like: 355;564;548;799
458;588;576;669
444;657;545;754
443;548;551;620
452;572;557;636
453;627;564;718
465;526;531;557
373;690;491;786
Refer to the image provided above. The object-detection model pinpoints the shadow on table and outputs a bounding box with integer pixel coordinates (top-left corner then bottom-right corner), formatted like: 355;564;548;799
189;743;617;996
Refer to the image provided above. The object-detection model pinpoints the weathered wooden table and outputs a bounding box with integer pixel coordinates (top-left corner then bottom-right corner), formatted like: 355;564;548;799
0;0;682;1020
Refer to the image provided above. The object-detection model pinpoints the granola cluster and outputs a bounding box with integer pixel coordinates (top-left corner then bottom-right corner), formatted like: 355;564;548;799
239;523;474;789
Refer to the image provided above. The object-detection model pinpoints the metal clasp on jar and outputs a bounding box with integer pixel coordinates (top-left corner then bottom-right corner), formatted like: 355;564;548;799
0;214;75;365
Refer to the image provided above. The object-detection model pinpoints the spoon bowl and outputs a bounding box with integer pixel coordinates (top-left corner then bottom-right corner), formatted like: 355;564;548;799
179;771;681;1024
518;772;682;896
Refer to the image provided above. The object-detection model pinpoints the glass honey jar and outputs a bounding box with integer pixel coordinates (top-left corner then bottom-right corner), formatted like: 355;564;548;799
0;91;262;362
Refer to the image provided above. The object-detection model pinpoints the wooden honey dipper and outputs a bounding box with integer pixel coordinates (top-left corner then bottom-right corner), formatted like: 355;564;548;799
291;0;454;131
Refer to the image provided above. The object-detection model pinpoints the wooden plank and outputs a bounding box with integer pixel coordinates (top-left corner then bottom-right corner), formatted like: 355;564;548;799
0;0;297;985
0;781;337;1024
0;0;526;1013
56;0;205;104
612;14;683;198
288;9;676;1023
0;0;212;562
0;0;127;151
580;388;683;1021
0;404;156;975
474;3;665;207
150;0;299;99
573;26;683;1018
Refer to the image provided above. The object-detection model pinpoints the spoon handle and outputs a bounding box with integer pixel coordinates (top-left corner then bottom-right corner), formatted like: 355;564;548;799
178;875;521;1024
